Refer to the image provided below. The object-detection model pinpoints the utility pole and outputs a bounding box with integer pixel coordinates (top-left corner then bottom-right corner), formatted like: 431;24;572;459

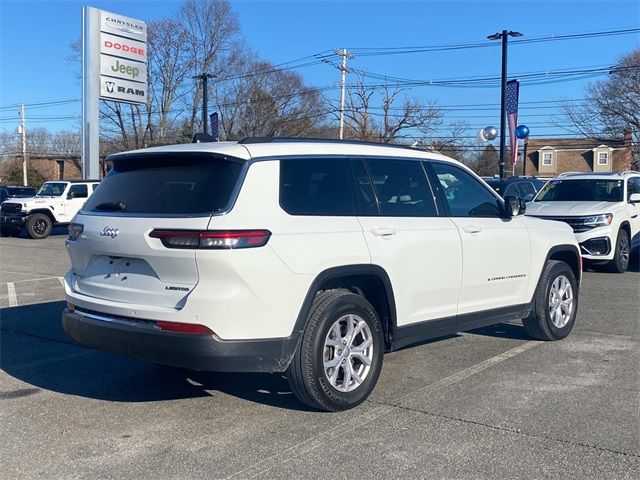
335;48;354;140
487;30;523;179
193;73;215;135
18;104;27;186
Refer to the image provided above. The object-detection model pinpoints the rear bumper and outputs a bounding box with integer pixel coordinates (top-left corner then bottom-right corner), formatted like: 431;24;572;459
61;308;299;373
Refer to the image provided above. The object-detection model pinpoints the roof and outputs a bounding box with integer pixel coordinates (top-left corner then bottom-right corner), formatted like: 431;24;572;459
44;179;101;183
527;137;627;150
108;138;457;163
554;171;640;180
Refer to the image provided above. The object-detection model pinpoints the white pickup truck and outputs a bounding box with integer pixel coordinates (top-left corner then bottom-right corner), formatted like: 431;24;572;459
0;180;100;239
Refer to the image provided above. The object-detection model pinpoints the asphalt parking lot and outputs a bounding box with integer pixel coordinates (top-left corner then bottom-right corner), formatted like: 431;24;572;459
0;232;638;479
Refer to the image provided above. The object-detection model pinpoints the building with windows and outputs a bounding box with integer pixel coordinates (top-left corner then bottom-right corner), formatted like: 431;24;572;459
523;132;632;177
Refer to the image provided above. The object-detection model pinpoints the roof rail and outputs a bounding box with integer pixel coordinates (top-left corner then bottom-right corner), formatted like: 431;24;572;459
620;170;640;176
237;136;420;151
556;171;583;177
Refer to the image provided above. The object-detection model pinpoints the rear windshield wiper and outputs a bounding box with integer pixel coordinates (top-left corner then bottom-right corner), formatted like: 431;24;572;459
94;201;127;211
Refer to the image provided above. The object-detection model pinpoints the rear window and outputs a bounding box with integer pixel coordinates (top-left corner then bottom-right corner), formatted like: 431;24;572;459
84;153;243;215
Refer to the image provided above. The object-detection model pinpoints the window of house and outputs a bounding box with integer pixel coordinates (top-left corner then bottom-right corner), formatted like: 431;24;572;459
597;151;609;165
542;152;553;166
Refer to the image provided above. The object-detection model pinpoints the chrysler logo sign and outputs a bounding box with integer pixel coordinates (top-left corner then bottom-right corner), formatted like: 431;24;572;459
104;16;145;36
100;227;119;238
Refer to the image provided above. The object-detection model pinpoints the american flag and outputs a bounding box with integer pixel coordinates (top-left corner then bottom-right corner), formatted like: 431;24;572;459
506;80;519;165
210;112;219;141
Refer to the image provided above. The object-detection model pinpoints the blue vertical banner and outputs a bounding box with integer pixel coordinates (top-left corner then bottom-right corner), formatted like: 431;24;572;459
210;112;219;141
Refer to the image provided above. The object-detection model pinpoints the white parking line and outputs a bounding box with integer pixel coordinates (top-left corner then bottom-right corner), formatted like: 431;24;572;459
227;340;542;479
7;282;18;307
58;277;64;287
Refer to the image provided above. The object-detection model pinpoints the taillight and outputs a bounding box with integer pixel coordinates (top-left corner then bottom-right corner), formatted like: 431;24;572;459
149;229;271;249
68;223;84;241
156;321;214;334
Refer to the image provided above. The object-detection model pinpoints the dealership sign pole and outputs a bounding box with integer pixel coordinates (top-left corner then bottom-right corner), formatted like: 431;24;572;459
82;7;147;179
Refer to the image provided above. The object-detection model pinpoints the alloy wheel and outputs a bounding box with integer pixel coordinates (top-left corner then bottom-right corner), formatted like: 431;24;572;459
323;314;374;392
548;275;574;328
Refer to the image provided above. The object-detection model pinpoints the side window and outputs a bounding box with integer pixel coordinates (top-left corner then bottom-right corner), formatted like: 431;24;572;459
430;162;503;217
68;184;88;199
92;183;100;192
365;158;436;217
280;158;355;215
628;178;640;200
351;159;379;215
503;182;521;197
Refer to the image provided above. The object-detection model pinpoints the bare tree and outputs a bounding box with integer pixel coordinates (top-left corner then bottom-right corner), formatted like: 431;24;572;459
474;144;499;177
561;48;640;168
341;75;442;143
147;19;194;141
420;121;471;161
216;57;327;139
179;0;242;135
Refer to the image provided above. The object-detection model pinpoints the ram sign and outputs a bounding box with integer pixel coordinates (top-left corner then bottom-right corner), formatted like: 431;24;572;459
97;10;148;105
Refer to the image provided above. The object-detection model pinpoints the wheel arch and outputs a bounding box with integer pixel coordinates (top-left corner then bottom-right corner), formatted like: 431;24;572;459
28;209;57;224
619;220;631;238
293;264;397;351
545;244;582;287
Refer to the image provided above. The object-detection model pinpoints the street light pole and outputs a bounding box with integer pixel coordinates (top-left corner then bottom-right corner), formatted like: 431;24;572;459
488;30;522;179
194;73;215;135
499;31;508;180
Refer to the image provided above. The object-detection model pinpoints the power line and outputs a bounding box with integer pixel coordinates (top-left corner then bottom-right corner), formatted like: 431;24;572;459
347;27;640;56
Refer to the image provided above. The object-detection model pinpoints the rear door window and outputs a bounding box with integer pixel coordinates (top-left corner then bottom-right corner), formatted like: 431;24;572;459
83;153;243;215
365;158;437;217
280;158;356;215
69;184;88;198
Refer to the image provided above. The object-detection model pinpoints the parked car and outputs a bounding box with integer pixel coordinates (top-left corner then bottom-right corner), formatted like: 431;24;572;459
0;180;100;239
61;138;581;411
0;185;37;203
526;171;640;273
482;176;547;201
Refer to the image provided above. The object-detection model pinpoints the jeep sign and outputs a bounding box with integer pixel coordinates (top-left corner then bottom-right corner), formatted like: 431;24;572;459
100;56;147;82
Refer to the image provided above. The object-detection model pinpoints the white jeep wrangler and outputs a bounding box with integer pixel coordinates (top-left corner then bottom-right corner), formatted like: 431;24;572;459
0;180;100;239
61;139;581;411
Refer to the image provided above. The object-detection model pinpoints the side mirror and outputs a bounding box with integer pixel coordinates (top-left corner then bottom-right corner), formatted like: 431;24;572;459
504;195;526;217
629;193;640;204
67;191;75;199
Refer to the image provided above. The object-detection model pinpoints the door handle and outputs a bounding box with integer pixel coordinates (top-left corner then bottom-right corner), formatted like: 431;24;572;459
462;224;482;234
370;227;397;237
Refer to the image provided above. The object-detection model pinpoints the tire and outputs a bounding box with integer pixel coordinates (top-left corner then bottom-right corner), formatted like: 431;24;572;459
523;260;579;341
287;290;384;411
608;229;630;273
25;213;52;239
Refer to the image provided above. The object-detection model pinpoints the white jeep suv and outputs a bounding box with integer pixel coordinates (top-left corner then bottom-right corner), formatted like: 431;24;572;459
525;171;640;273
62;138;581;411
1;180;100;239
